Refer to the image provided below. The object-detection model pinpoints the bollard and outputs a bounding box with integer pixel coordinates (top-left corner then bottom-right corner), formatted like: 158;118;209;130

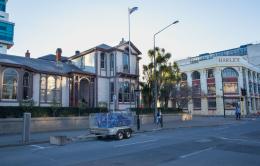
22;113;31;144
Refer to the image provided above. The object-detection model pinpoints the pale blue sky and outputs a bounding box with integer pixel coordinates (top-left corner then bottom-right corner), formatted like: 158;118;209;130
7;0;260;66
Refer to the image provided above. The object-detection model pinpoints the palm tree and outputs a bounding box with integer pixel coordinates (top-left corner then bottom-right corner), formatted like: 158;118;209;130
141;47;181;108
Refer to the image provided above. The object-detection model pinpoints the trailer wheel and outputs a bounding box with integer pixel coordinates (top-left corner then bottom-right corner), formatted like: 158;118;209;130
116;131;124;140
124;130;132;139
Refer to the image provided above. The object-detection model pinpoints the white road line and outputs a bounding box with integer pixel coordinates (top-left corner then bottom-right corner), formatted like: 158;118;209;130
30;145;52;150
219;137;260;144
215;127;229;130
179;147;215;159
115;139;157;148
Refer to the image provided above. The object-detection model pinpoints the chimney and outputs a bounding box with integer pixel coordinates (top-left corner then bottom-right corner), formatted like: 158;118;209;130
56;48;62;62
25;50;30;58
119;38;125;45
75;50;80;55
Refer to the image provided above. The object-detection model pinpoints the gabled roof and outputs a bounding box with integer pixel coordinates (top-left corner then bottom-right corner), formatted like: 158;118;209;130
69;41;142;60
114;41;142;55
38;54;69;62
96;43;112;50
0;54;93;76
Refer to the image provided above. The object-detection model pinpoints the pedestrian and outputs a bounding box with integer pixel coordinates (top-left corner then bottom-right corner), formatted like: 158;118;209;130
156;111;162;127
235;103;241;120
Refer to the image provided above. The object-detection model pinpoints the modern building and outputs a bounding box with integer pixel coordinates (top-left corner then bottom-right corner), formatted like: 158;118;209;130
0;0;14;54
176;43;260;116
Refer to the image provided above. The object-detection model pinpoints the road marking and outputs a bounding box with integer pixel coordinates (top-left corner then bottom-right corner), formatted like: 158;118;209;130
215;127;229;130
219;137;260;144
115;139;157;148
30;145;52;150
179;147;215;159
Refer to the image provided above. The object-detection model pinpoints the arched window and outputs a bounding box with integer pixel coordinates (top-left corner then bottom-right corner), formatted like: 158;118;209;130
192;71;200;80
23;72;30;99
222;68;239;110
223;68;238;78
2;68;18;100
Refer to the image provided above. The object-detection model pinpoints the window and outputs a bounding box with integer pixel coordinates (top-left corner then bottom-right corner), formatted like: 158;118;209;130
110;82;114;102
40;76;47;102
131;83;135;102
110;53;114;71
193;98;201;109
2;68;18;100
208;98;216;109
47;76;55;102
224;83;238;94
192;80;201;96
254;83;257;94
207;84;216;95
100;52;105;69
0;22;14;43
207;69;214;78
40;75;61;103
119;83;123;102
181;73;187;81
224;98;239;110
23;72;30;100
223;68;239;78
223;68;239;94
118;81;131;103
123;82;130;102
249;82;253;94
207;69;216;95
123;53;129;73
192;71;200;80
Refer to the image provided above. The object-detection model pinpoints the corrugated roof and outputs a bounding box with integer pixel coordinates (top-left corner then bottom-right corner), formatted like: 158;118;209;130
0;54;91;75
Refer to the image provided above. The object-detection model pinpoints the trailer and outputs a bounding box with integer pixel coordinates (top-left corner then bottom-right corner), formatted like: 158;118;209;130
89;111;134;140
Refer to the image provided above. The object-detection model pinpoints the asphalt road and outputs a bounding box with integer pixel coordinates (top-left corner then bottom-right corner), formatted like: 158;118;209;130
1;118;260;166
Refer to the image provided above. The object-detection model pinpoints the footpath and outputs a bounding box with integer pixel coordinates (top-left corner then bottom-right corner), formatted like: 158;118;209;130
0;116;257;148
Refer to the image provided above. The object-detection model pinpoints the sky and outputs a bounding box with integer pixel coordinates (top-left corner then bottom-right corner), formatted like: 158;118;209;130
7;0;260;68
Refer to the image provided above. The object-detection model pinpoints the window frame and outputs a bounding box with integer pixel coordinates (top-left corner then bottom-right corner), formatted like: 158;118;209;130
23;72;30;100
40;75;62;104
2;68;18;101
100;52;106;69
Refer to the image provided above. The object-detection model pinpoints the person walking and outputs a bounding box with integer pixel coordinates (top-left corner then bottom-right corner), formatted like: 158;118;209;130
156;110;162;128
235;103;241;120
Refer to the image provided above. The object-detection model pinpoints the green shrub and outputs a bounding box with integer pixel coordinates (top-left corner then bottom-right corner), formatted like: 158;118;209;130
0;106;108;118
130;107;183;115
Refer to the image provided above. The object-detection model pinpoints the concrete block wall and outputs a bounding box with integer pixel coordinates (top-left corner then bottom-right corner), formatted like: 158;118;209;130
0;114;186;135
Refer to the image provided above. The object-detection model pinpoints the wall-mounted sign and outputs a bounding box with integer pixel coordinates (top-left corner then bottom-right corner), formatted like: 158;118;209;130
219;57;240;62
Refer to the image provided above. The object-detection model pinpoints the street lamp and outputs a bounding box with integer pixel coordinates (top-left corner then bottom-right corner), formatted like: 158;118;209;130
128;7;138;109
153;20;179;122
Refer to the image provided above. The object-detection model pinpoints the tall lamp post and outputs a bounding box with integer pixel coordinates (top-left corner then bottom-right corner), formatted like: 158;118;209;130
128;7;138;109
153;20;179;122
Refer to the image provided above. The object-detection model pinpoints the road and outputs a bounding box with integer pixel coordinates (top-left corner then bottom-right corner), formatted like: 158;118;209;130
1;118;260;166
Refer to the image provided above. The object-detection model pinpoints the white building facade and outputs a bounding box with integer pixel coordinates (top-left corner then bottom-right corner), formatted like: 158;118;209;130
176;44;260;116
69;40;141;110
